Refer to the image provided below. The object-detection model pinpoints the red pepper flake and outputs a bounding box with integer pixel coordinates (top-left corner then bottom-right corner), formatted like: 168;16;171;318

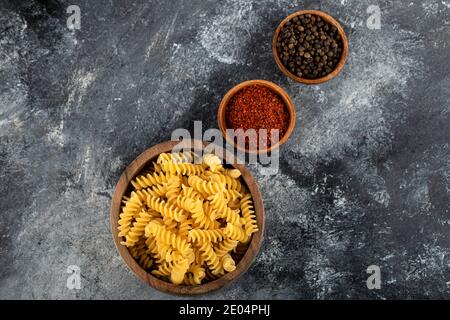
225;84;290;150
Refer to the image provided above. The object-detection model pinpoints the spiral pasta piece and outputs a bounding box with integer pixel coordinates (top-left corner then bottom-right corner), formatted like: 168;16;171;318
188;229;224;243
157;152;195;164
203;202;220;221
145;228;167;264
195;248;205;266
208;193;244;225
178;219;193;239
152;162;163;174
138;253;153;270
198;242;222;275
131;172;173;190
199;172;212;181
147;196;187;222
121;209;156;247
185;248;196;265
155;241;177;263
163;217;178;232
133;189;151;203
181;185;204;202
146;221;193;257
205;266;221;281
202;154;224;172
188;175;224;196
117;192;145;237
210;173;243;192
224;223;247;242
129;240;154;269
131;240;153;268
214;238;239;257
190;264;206;280
223;189;242;202
134;188;168;206
184;264;206;285
151;242;170;264
176;195;201;214
222;254;236;272
224;168;241;179
165;176;181;204
183;274;200;286
201;169;214;178
152;261;173;277
161;161;204;176
129;239;146;259
148;184;167;197
145;236;158;256
156;153;174;164
176;195;219;229
170;258;190;285
241;193;258;237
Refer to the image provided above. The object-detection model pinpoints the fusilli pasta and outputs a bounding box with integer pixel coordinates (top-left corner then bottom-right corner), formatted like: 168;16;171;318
117;152;259;285
131;172;173;190
241;193;259;238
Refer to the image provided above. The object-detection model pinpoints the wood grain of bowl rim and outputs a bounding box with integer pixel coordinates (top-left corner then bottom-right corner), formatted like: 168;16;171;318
272;10;348;85
217;79;296;155
110;140;265;295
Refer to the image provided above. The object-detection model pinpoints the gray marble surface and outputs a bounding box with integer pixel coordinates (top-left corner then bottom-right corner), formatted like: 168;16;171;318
1;0;450;299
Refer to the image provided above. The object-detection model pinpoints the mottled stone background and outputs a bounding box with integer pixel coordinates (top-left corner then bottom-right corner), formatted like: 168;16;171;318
1;0;449;299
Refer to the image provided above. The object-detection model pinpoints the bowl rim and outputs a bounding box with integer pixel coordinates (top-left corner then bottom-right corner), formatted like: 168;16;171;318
110;140;265;295
217;79;296;155
272;9;349;84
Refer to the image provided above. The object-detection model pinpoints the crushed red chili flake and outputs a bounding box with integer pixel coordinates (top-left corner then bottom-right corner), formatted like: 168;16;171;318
225;84;290;150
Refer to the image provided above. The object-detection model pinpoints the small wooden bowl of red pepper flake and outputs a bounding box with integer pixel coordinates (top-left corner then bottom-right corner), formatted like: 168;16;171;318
217;80;296;154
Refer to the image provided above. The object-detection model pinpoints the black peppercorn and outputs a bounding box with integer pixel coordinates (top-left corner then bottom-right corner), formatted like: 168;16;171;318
277;14;343;79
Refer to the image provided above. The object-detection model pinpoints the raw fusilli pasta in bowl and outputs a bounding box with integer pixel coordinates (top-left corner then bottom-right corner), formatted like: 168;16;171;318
110;140;265;295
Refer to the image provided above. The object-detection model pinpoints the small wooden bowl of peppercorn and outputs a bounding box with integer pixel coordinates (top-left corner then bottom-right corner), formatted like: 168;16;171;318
273;10;348;84
217;80;296;154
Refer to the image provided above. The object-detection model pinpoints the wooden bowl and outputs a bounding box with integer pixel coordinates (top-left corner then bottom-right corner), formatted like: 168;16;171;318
110;140;265;295
272;10;348;84
217;79;296;154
